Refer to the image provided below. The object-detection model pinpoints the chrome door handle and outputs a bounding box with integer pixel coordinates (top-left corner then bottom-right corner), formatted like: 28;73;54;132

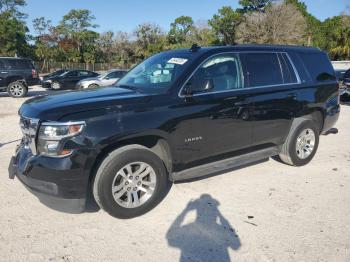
1;71;8;74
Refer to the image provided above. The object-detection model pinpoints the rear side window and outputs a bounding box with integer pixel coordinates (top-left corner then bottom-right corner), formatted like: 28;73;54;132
242;53;283;87
5;59;33;70
0;60;5;70
298;52;335;82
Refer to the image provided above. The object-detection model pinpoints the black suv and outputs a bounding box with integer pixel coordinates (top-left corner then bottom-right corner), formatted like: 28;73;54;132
0;57;39;97
9;45;340;219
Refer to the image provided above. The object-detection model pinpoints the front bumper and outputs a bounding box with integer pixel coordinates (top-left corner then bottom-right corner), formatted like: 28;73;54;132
41;81;52;89
340;85;350;96
8;144;93;213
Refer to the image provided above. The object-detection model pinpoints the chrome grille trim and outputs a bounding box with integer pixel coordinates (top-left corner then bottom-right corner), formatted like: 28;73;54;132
19;116;39;155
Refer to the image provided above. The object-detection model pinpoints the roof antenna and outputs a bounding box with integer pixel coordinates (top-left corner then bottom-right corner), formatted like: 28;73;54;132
190;44;201;52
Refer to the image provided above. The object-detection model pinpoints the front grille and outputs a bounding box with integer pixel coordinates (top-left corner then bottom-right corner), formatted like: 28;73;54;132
19;116;39;155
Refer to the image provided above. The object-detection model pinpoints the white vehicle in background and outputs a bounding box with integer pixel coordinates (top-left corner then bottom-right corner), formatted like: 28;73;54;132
76;69;128;89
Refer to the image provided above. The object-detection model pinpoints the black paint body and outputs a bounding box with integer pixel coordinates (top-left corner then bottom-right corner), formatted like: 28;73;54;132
9;45;340;212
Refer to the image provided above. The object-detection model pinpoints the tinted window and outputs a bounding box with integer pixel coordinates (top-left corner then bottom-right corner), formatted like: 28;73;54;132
279;53;298;84
5;59;33;70
298;52;335;82
106;71;119;79
187;54;242;94
243;53;283;87
66;71;78;77
0;60;5;70
79;71;90;76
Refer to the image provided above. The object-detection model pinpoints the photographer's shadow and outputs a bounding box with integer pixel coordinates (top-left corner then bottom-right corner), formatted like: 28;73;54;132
166;194;241;262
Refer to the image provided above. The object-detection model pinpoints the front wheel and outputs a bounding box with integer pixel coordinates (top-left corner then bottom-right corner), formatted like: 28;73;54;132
93;145;172;219
7;81;28;98
278;119;320;166
51;81;61;90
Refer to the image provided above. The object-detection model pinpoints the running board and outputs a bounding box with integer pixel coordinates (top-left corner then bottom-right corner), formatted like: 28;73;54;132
171;146;280;182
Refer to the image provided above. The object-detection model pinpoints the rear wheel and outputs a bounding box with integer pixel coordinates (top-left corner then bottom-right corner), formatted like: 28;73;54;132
278;119;320;166
7;81;28;98
88;84;99;89
93;145;172;219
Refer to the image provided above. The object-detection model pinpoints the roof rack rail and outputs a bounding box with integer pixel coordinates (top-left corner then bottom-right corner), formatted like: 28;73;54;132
189;44;201;52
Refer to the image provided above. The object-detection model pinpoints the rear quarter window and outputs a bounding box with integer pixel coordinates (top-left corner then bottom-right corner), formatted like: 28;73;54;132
298;52;335;82
5;59;33;70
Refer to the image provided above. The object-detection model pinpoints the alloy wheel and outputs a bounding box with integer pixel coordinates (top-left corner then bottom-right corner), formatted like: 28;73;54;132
111;162;157;208
296;128;316;159
9;84;24;97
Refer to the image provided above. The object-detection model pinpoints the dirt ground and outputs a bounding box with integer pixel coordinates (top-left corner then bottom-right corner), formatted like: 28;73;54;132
0;86;349;262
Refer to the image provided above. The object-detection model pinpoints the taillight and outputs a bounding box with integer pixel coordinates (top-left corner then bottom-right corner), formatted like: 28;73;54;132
32;69;38;78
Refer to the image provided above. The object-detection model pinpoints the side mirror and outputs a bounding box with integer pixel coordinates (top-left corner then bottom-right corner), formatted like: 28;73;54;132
183;79;214;97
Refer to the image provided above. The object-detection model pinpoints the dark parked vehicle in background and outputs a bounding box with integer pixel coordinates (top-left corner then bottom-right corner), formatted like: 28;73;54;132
340;68;350;99
76;69;128;89
0;57;39;98
40;69;68;82
9;45;340;219
41;69;99;90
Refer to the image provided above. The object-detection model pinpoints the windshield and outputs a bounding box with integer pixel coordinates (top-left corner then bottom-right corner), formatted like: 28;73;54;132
117;52;192;93
49;69;67;77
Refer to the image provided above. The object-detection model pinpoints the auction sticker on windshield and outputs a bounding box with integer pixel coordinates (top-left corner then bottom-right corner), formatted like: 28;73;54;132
168;58;188;65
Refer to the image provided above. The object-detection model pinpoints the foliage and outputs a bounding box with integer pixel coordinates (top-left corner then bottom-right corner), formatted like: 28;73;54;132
2;0;350;66
237;3;307;45
209;6;242;45
238;0;272;13
168;16;194;45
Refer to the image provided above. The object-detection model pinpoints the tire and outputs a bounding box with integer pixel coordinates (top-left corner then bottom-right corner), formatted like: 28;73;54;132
88;84;99;89
93;145;172;219
7;81;28;98
278;119;320;166
51;82;61;90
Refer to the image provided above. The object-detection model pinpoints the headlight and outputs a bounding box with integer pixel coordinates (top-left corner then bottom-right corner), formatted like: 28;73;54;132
37;121;85;156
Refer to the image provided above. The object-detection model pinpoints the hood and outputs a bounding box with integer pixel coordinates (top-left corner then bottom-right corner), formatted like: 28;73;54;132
20;87;147;121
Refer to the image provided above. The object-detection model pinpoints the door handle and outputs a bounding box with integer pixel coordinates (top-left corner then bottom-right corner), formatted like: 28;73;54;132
1;71;8;74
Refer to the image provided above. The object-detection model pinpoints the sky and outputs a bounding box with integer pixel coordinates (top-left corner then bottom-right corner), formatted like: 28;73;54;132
23;0;349;35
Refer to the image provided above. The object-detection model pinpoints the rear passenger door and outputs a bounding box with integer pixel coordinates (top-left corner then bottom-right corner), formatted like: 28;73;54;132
240;52;301;148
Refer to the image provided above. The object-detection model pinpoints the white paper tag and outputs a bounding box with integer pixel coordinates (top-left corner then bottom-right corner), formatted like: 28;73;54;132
168;58;188;65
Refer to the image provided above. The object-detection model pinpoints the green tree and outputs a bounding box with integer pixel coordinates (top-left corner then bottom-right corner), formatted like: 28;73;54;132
134;23;165;58
209;6;242;45
320;15;350;60
0;0;30;57
0;0;26;18
168;16;194;45
56;9;99;62
238;0;272;12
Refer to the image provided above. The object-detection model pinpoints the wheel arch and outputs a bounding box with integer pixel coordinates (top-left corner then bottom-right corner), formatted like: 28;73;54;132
88;134;173;186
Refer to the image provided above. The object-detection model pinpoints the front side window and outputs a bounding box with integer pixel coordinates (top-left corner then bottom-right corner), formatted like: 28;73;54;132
65;71;78;77
184;54;242;95
243;53;283;88
117;53;192;93
106;71;119;79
